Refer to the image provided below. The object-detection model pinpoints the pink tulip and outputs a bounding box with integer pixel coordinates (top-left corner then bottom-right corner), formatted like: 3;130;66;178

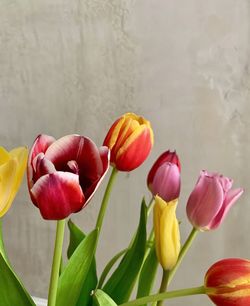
186;171;243;231
27;134;109;220
147;150;181;202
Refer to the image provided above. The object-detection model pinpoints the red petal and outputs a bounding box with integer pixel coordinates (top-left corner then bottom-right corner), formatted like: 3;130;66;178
30;171;85;220
115;127;152;171
28;135;55;188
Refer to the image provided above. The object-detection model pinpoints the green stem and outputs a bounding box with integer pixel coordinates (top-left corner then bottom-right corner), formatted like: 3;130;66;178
95;167;118;233
157;270;170;306
147;197;155;216
0;218;8;262
119;286;206;306
168;227;198;286
48;219;66;306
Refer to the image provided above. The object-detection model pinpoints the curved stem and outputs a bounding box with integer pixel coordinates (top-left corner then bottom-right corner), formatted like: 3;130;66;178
95;167;118;233
147;197;155;216
48;219;66;306
119;286;206;306
157;270;170;306
98;248;127;288
167;227;198;286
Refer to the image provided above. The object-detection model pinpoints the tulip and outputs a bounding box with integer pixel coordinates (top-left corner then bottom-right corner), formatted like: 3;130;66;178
147;150;181;202
186;171;243;231
103;113;154;171
205;258;250;306
27;134;109;220
153;195;180;270
0;146;28;217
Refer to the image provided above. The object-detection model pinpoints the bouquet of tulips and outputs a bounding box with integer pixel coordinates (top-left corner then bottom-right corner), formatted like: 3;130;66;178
0;112;247;306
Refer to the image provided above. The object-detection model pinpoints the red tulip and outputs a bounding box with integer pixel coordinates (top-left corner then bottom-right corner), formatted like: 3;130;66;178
147;150;181;202
205;258;250;306
186;171;243;231
103;113;154;171
27;134;109;220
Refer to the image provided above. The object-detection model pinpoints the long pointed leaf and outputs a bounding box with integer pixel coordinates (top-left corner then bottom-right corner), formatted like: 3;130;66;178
0;253;35;306
56;229;98;306
103;200;147;303
136;245;158;299
93;290;117;306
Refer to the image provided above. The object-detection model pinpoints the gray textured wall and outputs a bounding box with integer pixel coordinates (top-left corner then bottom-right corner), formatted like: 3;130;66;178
1;1;250;305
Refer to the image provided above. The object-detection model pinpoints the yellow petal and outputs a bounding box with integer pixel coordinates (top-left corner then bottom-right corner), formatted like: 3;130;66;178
0;147;10;166
0;159;18;217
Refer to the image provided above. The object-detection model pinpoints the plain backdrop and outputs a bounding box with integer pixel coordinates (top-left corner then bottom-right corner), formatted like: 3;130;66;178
1;1;250;305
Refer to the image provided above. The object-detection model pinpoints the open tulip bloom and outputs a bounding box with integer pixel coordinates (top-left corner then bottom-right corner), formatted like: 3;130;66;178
0;113;247;306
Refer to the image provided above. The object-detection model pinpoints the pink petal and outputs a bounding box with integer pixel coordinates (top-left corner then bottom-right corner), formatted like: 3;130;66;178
28;135;55;187
186;175;224;230
151;163;180;202
30;171;85;220
208;188;243;229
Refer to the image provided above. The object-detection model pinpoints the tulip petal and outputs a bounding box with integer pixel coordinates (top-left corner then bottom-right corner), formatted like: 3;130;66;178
0;159;18;217
186;174;224;230
208;188;244;229
28;135;55;187
103;117;125;149
31;171;85;220
151;163;180;202
45;135;104;183
116;125;152;171
0;147;10;166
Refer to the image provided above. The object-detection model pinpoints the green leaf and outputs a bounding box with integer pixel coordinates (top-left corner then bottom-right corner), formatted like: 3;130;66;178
103;200;147;303
136;245;158;300
93;289;117;306
56;229;98;306
67;220;98;306
67;219;86;258
0;253;35;306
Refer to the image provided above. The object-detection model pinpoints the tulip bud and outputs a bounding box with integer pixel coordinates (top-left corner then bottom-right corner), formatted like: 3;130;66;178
103;113;154;171
153;195;180;270
205;258;250;306
0;146;28;217
147;150;181;202
186;171;243;231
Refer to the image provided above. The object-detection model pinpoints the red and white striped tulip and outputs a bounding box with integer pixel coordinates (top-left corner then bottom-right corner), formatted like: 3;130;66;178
103;113;154;171
186;171;243;231
27;134;109;220
205;258;250;306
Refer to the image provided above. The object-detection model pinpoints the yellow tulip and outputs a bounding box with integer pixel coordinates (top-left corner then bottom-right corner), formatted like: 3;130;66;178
153;195;180;270
0;146;28;217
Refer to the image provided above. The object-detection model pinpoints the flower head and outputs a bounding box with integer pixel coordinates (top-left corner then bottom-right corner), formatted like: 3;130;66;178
205;258;250;306
27;134;109;220
103;113;154;171
0;146;28;217
186;171;243;231
153;195;180;270
147;150;181;202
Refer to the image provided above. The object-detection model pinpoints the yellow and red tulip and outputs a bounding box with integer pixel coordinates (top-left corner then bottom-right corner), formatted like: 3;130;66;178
153;195;180;270
0;146;28;217
27;134;109;220
103;113;154;171
205;258;250;306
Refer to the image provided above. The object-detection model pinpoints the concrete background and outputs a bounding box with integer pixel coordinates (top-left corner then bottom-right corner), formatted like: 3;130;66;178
1;1;250;305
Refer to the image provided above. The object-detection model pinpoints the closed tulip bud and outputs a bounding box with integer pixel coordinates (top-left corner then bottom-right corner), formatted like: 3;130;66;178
186;171;243;231
205;258;250;306
147;150;181;202
103;113;154;171
0;146;28;217
153;195;180;270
